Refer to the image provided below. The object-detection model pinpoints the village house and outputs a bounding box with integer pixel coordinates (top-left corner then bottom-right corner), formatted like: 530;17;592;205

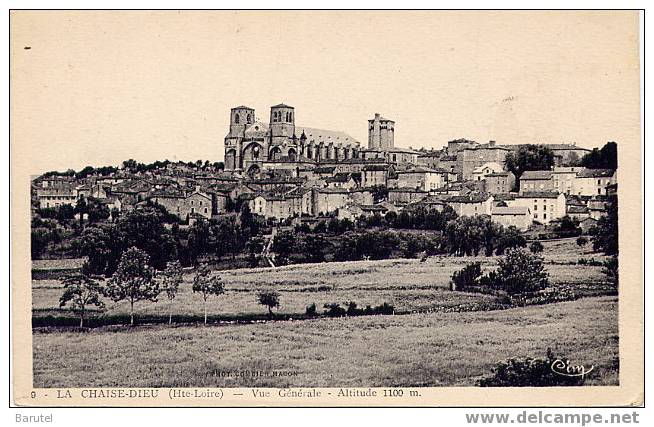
396;166;447;191
519;170;554;193
337;203;388;220
416;150;442;169
414;195;447;212
312;188;360;215
149;190;214;221
443;193;494;217
388;187;429;205
574;168;616;196
250;193;300;220
491;206;533;231
361;164;388;187
458;142;510;180
471;162;504;181
324;173;359;190
483;171;516;194
507;191;566;225
566;205;590;221
552;166;583;195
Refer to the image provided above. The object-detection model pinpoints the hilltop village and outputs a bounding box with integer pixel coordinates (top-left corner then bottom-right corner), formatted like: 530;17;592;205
32;104;617;233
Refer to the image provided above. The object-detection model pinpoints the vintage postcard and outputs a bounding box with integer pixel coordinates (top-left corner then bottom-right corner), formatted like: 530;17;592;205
10;10;643;407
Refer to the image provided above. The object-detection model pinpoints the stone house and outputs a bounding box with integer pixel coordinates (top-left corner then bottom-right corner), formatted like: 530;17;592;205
483;171;516;194
443;193;494;217
491;206;533;231
574;168;616;196
396;167;446;191
508;191;566;225
361;164;388;187
519;170;553;193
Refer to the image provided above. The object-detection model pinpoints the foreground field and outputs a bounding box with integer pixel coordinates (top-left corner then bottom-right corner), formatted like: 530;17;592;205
32;238;613;320
33;296;618;387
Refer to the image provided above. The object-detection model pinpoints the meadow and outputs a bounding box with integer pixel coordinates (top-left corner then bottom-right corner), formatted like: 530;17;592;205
32;238;612;320
31;237;618;387
33;296;618;387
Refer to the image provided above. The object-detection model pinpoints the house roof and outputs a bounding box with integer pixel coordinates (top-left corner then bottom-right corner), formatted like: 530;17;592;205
444;193;492;203
567;206;590;214
517;191;562;199
325;173;352;183
396;166;441;174
520;170;553;180
388;187;429;194
577;168;615;178
492;206;530;215
362;164;389;172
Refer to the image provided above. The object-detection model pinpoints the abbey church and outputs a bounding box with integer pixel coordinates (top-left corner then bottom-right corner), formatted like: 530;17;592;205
224;104;363;174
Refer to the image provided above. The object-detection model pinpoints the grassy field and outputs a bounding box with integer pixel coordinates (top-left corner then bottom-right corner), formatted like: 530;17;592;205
33;296;618;388
31;237;618;387
32;238;613;319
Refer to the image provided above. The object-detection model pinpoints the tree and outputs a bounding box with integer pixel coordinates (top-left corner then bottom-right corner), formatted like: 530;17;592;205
257;290;280;318
580;141;617;170
192;264;224;325
59;269;105;327
272;231;296;265
529;241;544;253
590;196;618;255
495;248;549;295
303;234;327;263
159;261;183;324
505;145;555;190
602;256;619;286
122;158;138;172
495;226;527;255
105;247;159;326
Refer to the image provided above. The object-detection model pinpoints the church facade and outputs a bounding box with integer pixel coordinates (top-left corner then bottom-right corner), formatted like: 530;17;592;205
223;104;361;174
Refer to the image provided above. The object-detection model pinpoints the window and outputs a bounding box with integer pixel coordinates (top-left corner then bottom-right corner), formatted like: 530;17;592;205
543;213;547;220
534;204;538;211
204;208;208;214
234;113;240;124
247;114;252;123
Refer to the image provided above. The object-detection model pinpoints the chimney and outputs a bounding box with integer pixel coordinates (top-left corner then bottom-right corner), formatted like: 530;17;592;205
489;140;496;147
375;113;380;119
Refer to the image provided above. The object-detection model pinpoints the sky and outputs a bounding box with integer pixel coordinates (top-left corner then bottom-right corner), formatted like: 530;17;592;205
10;11;640;175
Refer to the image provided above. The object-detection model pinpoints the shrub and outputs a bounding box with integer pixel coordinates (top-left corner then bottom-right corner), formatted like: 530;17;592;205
479;349;587;387
323;303;346;317
509;287;577;307
450;262;483;291
576;236;588;247
578;258;603;266
495;248;549;295
374;302;395;315
305;303;317;317
529;241;544;253
346;301;359;316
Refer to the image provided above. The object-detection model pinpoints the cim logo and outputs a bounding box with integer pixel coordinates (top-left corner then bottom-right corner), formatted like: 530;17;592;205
550;358;595;378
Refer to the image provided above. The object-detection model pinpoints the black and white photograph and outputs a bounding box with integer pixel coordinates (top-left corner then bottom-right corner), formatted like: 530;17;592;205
9;9;643;408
